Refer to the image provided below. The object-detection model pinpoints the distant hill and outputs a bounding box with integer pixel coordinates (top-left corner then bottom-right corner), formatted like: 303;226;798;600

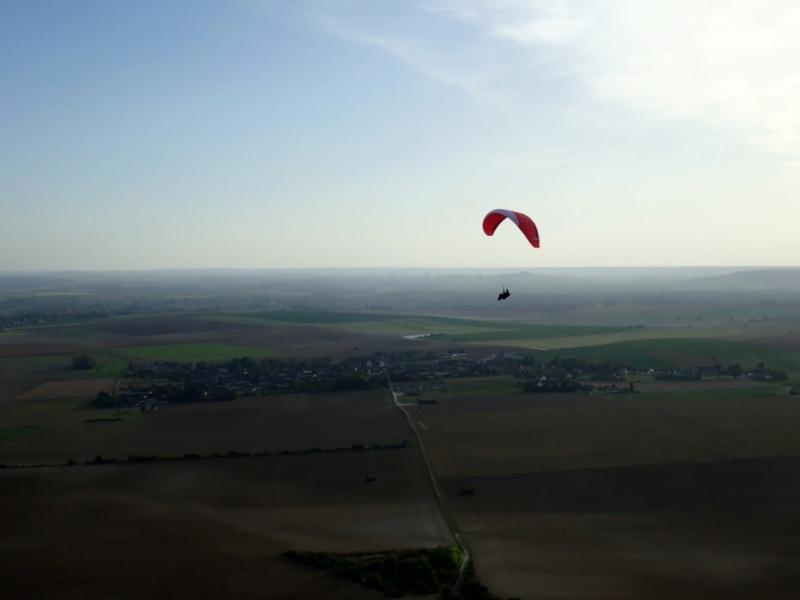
691;268;800;291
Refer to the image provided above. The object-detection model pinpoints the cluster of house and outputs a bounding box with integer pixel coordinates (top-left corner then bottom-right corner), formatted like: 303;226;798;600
0;304;123;330
114;351;539;407
110;350;781;409
651;364;787;381
1;314;49;329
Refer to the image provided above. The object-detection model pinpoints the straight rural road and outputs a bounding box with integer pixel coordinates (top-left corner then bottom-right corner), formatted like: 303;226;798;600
385;372;471;592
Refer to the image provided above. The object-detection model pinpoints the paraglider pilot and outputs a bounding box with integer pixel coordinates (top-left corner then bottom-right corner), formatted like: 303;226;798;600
482;208;538;303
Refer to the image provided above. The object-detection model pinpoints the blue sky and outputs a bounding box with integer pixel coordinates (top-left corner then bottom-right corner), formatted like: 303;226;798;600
2;0;799;270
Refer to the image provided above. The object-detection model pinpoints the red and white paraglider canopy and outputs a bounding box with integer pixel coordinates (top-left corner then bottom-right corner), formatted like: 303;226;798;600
482;209;540;248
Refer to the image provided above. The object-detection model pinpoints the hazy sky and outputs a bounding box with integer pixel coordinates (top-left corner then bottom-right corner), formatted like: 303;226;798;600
3;0;799;270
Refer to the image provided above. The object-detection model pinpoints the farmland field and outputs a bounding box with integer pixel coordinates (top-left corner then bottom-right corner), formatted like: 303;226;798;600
213;312;522;338
531;336;800;375
0;425;43;444
0;452;450;600
0;384;450;599
116;342;277;362
489;324;741;350
0;388;412;467
412;379;800;478
2;299;800;599
408;378;800;598
449;457;800;600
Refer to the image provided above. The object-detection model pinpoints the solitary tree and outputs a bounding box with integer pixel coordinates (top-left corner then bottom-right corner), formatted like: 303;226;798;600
726;363;743;378
91;391;119;408
72;353;96;370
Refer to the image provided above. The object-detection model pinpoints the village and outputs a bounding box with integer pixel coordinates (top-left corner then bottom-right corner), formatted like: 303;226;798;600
111;351;516;408
97;348;786;410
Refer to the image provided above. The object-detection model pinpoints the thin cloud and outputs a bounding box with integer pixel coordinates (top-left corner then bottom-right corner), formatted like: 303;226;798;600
430;0;800;161
318;0;800;162
429;0;599;48
314;12;507;103
586;2;800;159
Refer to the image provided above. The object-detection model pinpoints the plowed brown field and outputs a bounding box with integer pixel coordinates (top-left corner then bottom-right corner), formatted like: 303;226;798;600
0;386;451;599
408;381;800;599
447;458;800;599
1;452;450;600
0;391;411;466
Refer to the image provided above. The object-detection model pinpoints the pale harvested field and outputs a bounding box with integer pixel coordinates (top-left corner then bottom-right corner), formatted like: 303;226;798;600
0;451;451;600
494;325;741;351
0;390;411;466
446;458;800;599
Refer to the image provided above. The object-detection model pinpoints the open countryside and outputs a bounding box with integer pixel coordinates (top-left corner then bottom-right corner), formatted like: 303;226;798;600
8;2;800;597
2;268;800;599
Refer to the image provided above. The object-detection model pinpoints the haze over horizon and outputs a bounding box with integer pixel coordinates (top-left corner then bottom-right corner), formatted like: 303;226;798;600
3;1;799;271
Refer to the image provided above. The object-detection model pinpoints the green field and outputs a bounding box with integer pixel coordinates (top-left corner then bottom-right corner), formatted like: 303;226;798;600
212;312;631;339
0;426;45;445
528;337;800;377
0;330;26;338
335;317;629;340
144;312;794;384
324;317;508;336
88;354;133;379
442;323;637;342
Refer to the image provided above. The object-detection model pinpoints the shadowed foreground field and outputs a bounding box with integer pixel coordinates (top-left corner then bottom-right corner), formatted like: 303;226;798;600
0;452;450;600
0;383;450;599
409;382;800;599
448;457;800;599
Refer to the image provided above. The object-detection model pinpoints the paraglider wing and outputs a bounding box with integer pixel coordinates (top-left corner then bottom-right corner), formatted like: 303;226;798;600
482;209;540;248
